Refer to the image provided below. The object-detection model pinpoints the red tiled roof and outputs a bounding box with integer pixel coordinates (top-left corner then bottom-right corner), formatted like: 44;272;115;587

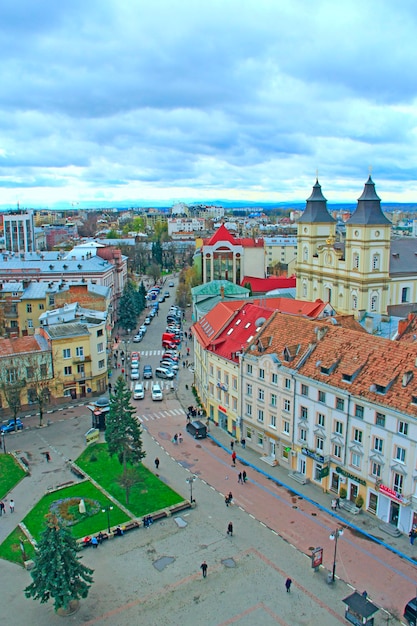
241;276;296;293
0;336;43;357
193;301;242;349
203;224;264;247
250;297;327;318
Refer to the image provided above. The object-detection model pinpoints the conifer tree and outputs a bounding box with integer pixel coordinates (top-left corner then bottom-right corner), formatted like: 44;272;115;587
25;514;93;613
106;376;146;485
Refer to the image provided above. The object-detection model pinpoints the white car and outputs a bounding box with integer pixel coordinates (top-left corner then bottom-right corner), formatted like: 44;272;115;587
130;367;140;380
151;383;163;401
133;382;145;400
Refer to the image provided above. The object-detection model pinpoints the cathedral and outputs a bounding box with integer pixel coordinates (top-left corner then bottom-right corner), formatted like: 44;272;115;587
296;176;417;317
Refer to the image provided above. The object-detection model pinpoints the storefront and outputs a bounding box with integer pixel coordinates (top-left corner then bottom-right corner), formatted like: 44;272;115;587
300;447;326;483
217;405;228;431
376;483;412;530
334;467;366;503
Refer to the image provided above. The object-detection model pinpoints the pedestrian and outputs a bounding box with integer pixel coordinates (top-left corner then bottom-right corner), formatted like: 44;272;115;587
0;501;4;515
241;438;246;449
285;578;292;593
331;498;336;511
173;433;178;444
230;440;234;450
336;497;340;509
243;470;247;483
228;491;233;504
187;347;190;356
362;590;368;599
227;521;233;536
45;451;51;463
225;495;230;507
182;361;186;368
238;472;243;484
231;451;236;466
178;432;183;443
9;499;15;513
201;561;208;578
91;536;98;548
154;457;160;470
410;529;416;545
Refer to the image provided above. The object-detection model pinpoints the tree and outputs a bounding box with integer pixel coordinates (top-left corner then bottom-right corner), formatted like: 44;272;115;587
117;288;137;333
146;262;161;285
151;241;163;266
0;380;24;430
25;514;94;613
105;376;145;502
25;353;54;427
244;281;253;296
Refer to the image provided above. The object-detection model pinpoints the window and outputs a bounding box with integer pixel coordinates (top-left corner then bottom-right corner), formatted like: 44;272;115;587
396;447;406;463
372;254;380;270
375;412;386;427
77;364;85;375
98;359;105;369
257;409;264;423
258;388;265;401
300;428;307;442
40;364;47;378
271;393;277;407
224;373;229;386
26;303;32;313
232;377;237;390
27;319;33;328
314;463;323;481
285;378;291;389
283;420;290;435
246;384;252;397
300;406;308;419
246;364;253;375
6;368;18;383
217;369;221;381
333;444;342;458
246;428;252;440
232;397;237;411
272;373;278;385
246;403;252;417
402;287;410;303
10;320;18;328
259;368;265;380
355;404;364;419
336;397;345;411
224;393;229;406
353;429;363;444
49;296;55;306
209;365;214;376
39;303;45;310
64;366;72;376
316;437;324;451
284;399;291;412
26;366;34;379
318;390;326;403
97;342;104;353
374;437;383;452
371;462;381;477
393;472;403;494
398;421;409;436
351;452;361;468
335;421;343;435
217;388;221;401
317;413;325;427
63;348;71;359
97;328;103;337
76;346;84;357
257;432;264;447
352;294;358;310
370;294;378;311
301;384;309;397
353;253;359;269
270;415;276;428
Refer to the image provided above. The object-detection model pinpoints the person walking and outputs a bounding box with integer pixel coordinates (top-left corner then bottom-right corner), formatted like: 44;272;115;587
238;472;243;484
227;521;233;536
154;457;160;470
9;499;15;513
240;438;246;449
231;451;236;467
200;561;208;578
335;497;340;509
45;451;51;463
285;578;292;593
410;529;416;545
243;470;247;483
0;501;4;516
230;440;234;450
331;498;337;511
178;433;183;443
173;433;178;444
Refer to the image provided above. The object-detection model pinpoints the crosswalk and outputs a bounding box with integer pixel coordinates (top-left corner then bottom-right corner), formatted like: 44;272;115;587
129;380;175;392
136;408;186;423
139;350;164;357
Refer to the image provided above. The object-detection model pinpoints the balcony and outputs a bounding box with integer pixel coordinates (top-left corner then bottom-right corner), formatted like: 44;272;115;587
73;355;91;364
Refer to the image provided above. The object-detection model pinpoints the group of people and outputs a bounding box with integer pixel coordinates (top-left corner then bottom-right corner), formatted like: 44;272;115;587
172;433;183;444
143;515;153;528
0;499;14;514
331;497;341;511
237;471;247;484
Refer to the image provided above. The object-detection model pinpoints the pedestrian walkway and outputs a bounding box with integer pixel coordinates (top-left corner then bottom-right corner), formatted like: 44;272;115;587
136;408;186;422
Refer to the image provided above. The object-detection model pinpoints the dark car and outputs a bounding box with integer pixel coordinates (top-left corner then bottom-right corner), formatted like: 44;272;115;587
143;365;153;379
1;418;24;433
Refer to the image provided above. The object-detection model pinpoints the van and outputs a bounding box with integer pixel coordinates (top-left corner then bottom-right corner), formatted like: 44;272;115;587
186;420;207;439
404;597;417;625
155;367;175;379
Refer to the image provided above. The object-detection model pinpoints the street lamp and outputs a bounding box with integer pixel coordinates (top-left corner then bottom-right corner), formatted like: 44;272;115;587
102;505;113;533
329;527;344;582
186;475;197;503
1;431;6;453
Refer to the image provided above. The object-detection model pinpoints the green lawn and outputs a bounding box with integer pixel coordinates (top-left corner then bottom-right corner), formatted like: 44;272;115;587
0;454;27;499
76;443;183;517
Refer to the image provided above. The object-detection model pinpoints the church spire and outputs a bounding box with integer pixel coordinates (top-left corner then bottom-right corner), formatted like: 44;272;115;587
297;179;336;224
346;175;391;225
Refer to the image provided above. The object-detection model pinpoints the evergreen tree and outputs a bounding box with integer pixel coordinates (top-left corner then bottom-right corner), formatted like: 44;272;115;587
134;282;146;315
106;376;146;495
118;288;137;332
151;240;163;266
25;514;93;613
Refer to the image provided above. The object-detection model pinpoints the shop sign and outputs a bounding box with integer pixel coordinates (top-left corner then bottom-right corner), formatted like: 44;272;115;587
85;428;100;446
311;547;323;569
379;484;409;504
320;466;329;479
301;447;324;463
217;382;228;392
335;466;366;486
218;405;227;413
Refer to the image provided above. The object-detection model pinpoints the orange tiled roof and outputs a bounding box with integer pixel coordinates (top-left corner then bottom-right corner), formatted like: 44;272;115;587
192;301;242;348
0;336;43;357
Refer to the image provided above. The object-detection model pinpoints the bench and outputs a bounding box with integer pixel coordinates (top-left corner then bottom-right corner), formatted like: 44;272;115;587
168;501;192;515
69;464;85;480
122;520;140;533
150;510;168;522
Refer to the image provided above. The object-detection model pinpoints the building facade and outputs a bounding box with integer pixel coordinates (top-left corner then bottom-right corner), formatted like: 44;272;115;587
3;210;35;253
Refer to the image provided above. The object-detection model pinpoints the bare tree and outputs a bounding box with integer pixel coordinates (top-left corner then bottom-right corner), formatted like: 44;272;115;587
0;380;24;430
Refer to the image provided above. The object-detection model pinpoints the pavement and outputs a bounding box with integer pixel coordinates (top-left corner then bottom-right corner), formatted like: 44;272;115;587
0;301;413;625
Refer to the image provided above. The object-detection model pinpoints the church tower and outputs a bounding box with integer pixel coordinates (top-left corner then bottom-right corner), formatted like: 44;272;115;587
343;175;391;315
296;179;336;302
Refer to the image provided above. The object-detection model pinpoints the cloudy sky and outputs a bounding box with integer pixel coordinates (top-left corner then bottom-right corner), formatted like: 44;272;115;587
1;0;417;208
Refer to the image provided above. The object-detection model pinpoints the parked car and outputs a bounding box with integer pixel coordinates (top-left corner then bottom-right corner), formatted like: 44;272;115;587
133;382;145;400
158;296;165;303
130;367;140;380
160;360;179;371
139;325;147;334
151;383;163;401
131;358;140;369
131;351;140;360
144;316;151;325
162;353;179;362
0;418;23;433
143;365;153;379
155;367;175;379
168;281;175;287
133;333;143;343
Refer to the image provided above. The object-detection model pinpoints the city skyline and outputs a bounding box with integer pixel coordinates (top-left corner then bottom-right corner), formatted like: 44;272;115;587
1;0;417;209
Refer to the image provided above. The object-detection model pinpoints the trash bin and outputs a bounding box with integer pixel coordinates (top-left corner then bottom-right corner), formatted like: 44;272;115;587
327;573;333;584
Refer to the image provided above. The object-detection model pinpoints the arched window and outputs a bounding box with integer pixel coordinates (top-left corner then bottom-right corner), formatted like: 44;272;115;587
353;253;359;269
302;282;307;297
303;246;309;262
372;254;380;270
352;294;358;310
370;294;378;312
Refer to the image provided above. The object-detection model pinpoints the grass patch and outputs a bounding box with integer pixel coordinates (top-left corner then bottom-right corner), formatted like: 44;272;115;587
0;454;27;499
0;527;36;565
76;443;183;516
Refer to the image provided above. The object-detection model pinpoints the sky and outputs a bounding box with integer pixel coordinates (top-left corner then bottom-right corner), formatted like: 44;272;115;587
1;0;417;209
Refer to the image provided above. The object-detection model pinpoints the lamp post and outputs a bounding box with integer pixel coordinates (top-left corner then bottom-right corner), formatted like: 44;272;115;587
102;505;113;533
329;527;344;582
1;431;6;453
186;475;197;503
